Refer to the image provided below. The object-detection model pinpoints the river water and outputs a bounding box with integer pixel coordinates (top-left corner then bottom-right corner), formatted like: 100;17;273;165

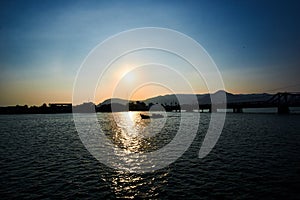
0;113;299;199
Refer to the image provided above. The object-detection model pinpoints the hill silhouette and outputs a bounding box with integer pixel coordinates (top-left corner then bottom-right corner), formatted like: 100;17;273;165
98;91;273;107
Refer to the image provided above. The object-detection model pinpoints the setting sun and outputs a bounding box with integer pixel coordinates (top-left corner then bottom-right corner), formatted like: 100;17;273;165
122;70;135;83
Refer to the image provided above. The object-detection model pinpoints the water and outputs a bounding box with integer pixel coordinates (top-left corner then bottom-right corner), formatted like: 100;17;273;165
0;113;300;199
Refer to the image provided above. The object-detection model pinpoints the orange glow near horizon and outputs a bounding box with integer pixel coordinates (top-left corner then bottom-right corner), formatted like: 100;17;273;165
1;57;291;106
129;84;174;101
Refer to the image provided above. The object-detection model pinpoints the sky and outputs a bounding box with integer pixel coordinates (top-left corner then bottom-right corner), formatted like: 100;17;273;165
0;0;300;106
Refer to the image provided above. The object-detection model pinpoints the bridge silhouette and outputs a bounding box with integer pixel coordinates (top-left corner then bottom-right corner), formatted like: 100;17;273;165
222;92;300;114
165;92;300;114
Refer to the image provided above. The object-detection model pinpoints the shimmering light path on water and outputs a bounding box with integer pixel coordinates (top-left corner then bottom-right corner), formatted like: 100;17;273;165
0;113;300;199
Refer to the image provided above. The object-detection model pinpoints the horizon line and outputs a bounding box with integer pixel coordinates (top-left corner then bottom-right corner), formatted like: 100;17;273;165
1;90;298;107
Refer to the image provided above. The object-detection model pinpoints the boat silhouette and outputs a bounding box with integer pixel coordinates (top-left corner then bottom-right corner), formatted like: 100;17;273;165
140;113;164;119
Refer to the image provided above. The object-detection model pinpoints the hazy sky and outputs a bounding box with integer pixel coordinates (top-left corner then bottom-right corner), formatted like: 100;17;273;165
0;0;300;106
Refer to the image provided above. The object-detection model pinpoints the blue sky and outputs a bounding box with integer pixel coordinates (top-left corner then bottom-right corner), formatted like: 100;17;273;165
0;0;300;105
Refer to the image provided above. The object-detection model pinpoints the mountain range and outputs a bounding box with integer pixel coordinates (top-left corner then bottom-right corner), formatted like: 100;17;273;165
97;91;273;107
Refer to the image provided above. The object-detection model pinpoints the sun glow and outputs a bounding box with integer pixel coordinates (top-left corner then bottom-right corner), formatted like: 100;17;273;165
122;71;135;83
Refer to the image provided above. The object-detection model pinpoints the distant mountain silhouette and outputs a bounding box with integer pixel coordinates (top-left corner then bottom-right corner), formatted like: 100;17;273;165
197;91;272;104
99;98;129;106
97;91;273;107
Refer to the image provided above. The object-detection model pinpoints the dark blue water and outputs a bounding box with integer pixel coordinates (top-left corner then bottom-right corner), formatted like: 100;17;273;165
0;113;300;199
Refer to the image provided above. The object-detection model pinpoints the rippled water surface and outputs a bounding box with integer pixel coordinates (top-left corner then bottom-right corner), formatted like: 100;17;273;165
1;113;300;199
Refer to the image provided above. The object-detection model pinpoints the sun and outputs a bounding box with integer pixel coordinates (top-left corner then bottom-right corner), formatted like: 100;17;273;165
123;71;135;83
119;65;136;84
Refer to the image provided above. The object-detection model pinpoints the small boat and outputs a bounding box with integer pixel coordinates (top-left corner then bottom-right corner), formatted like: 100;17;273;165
140;113;164;119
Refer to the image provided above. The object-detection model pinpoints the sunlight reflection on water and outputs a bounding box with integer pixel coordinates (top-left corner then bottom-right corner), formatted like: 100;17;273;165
107;112;170;153
98;112;173;198
102;170;169;199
